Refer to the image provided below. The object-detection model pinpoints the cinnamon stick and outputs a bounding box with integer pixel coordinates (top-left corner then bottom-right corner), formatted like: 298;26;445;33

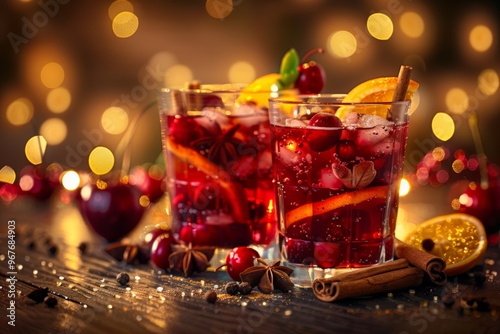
312;259;424;302
388;65;413;121
395;239;447;285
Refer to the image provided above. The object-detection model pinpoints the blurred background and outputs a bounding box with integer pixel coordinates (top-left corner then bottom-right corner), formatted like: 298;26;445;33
0;0;499;192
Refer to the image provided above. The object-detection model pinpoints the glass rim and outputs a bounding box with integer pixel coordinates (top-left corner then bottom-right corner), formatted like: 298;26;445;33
160;84;248;94
269;94;412;106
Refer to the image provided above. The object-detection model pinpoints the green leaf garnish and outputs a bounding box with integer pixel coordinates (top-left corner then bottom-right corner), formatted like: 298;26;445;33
278;48;299;89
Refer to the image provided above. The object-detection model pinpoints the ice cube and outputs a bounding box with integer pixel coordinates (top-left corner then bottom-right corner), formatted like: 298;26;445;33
285;119;307;128
343;111;359;126
357;114;392;128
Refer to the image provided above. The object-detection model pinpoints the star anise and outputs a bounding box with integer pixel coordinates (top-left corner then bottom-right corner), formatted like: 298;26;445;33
104;242;150;265
239;258;294;294
192;122;243;166
168;243;215;277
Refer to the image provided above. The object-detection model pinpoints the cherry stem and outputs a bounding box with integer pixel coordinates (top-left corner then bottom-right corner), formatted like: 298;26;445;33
300;48;324;63
468;110;489;189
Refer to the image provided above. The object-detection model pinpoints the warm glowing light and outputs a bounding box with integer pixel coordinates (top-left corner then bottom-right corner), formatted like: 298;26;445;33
431;112;455;142
459;193;473;207
267;199;274;213
469;25;493;52
19;174;34;192
436;170;449;184
112;11;139;38
367;13;393;41
148;51;177;83
328;31;357;58
47;87;71;113
139;195;150;207
108;0;134;20
6;97;34;126
445;88;468;114
39;118;67;145
409;91;420;115
399;178;410;197
101;107;129;135
0;166;16;184
478;69;499;96
432;147;446;161
164;64;193;88
61;170;80;191
89;146;115;175
25;135;47;165
41;62;65;88
399;12;425;38
205;0;233;19
452;159;465;173
228;61;256;84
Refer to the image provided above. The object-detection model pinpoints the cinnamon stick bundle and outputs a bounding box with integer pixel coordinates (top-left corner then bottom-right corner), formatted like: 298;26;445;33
395;239;447;285
312;259;424;302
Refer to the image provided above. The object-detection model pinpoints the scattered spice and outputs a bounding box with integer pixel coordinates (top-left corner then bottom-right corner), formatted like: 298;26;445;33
225;282;240;295
116;272;130;286
204;290;218;304
44;296;58;308
104;242;149;265
421;238;435;252
27;287;49;303
48;244;58;256
239;258;294;294
238;282;253;295
168;243;215;277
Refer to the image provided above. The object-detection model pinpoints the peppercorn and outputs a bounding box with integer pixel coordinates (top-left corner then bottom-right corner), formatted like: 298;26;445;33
48;244;58;256
44;296;58;308
225;282;240;295
238;282;253;295
204;290;218;304
116;272;130;286
421;238;435;252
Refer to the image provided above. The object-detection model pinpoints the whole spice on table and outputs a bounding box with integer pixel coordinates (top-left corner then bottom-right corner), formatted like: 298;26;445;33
27;287;49;303
204;290;218;304
44;296;58;308
116;272;130;286
225;282;240;295
168;243;215;277
239;258;294;294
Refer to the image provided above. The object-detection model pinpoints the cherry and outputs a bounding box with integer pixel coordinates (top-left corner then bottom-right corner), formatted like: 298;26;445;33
0;182;20;203
285;238;314;265
294;48;326;94
150;233;174;270
336;139;357;162
313;242;342;269
459;184;500;234
169;117;203;146
18;165;56;201
307;113;342;152
78;182;145;242
218;246;260;281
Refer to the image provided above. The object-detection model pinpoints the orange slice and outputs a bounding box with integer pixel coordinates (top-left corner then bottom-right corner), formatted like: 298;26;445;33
237;73;281;107
285;185;390;228
403;213;487;277
337;77;419;120
166;137;249;223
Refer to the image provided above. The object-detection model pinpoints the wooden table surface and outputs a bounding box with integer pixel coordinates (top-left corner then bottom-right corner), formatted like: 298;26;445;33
1;188;499;334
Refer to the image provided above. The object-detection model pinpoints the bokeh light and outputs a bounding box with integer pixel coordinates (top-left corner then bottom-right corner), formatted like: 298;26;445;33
409;91;420;115
399;12;425;38
25;135;47;165
101;107;129;135
432;147;446;161
41;62;65;89
148;51;177;83
366;13;393;41
205;0;233;19
6;97;34;126
46;87;71;113
399;178;410;197
469;25;493;52
478;68;499;96
445;88;469;114
0;166;16;184
88;146;115;175
164;64;193;88
40;118;67;145
61;170;81;191
228;61;256;84
112;11;139;38
328;31;357;58
431;112;455;142
108;0;134;20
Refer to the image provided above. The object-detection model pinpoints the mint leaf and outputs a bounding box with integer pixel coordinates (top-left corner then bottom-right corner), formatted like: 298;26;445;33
278;48;299;89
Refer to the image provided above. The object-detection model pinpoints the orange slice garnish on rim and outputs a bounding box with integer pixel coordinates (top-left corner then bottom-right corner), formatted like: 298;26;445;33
403;213;487;276
285;185;390;228
166;137;249;223
337;77;420;120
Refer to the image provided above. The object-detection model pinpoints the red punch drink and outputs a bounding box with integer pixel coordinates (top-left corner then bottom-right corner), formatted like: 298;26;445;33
269;93;414;284
159;85;277;251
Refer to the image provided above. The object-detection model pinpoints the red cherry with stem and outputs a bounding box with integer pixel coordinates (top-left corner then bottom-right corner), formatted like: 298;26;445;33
217;247;260;281
150;233;174;270
307;113;342;152
294;48;326;94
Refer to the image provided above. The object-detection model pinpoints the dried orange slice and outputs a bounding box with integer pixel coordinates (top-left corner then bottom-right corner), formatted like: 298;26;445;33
337;77;419;120
285;185;390;228
403;213;487;277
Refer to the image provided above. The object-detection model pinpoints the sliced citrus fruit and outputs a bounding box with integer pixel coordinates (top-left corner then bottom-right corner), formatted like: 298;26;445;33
285;185;390;228
337;77;419;120
403;213;487;277
237;73;281;107
166;137;249;223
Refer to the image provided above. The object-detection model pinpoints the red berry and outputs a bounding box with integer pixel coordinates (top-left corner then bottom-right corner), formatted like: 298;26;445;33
313;242;341;269
223;247;260;281
144;226;171;246
285;239;314;264
169;117;203;146
294;48;326;94
150;233;174;270
307;113;342;152
193;183;220;211
336;139;357;161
